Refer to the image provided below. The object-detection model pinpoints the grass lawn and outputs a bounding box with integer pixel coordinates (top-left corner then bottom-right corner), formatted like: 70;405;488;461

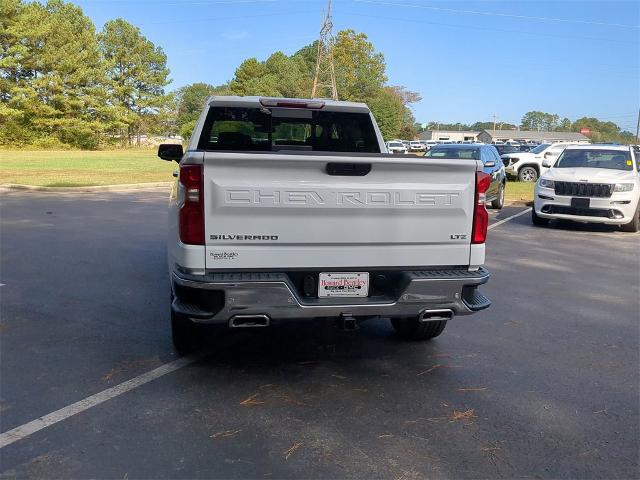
0;149;536;202
0;150;175;187
505;181;535;203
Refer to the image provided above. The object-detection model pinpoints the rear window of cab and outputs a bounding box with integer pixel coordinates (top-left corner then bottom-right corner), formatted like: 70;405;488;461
197;107;380;153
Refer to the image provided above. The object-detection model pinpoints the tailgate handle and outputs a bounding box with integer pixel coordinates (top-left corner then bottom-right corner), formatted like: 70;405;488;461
326;162;371;176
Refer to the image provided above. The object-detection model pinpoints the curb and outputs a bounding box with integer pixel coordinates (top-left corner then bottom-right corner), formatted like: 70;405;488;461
0;182;173;193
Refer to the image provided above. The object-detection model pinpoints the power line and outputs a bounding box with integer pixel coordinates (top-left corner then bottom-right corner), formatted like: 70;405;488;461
351;0;640;29
342;10;638;45
134;9;309;26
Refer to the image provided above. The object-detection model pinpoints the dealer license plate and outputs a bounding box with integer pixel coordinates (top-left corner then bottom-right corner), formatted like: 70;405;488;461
318;272;369;298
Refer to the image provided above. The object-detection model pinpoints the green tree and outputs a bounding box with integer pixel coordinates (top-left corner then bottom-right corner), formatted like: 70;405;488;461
99;18;171;146
175;82;231;140
368;86;419;139
0;0;27;139
557;117;572;131
229;52;310;98
470;121;517;131
571;117;635;143
368;87;405;139
0;0;108;148
225;29;415;140
332;29;387;102
520;111;561;131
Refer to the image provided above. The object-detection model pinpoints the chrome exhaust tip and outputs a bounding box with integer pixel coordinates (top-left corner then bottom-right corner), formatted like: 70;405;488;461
229;314;270;328
418;309;454;322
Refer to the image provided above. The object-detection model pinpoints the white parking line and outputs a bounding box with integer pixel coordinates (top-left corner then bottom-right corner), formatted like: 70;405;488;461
0;352;207;449
489;207;532;230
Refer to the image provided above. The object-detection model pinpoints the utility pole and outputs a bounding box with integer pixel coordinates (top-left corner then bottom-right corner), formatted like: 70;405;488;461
492;114;497;139
311;0;338;100
636;107;639;141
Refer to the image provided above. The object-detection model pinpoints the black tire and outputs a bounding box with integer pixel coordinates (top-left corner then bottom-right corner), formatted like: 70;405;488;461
531;208;549;226
391;317;447;340
518;166;538;182
491;183;505;209
620;204;640;233
171;310;200;354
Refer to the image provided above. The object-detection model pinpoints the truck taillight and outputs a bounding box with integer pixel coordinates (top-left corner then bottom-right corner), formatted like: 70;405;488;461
471;171;491;244
179;165;204;245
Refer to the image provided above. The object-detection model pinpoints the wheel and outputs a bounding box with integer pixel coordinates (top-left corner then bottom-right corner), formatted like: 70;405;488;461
171;310;200;354
391;317;447;340
620;204;640;232
531;208;549;226
518;166;538;182
491;183;505;209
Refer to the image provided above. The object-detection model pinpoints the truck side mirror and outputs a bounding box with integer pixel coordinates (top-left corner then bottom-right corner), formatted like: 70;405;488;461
542;159;553;168
484;160;496;168
158;144;183;162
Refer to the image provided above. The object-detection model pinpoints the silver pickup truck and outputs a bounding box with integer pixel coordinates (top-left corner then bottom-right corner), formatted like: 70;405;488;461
158;96;491;352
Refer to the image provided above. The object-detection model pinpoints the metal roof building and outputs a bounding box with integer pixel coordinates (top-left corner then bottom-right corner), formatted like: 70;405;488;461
478;129;590;143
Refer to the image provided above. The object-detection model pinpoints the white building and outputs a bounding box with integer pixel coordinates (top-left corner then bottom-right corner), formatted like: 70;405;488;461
419;130;480;143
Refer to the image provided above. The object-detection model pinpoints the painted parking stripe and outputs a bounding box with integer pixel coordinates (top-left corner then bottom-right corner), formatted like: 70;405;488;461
489;208;532;230
0;352;208;449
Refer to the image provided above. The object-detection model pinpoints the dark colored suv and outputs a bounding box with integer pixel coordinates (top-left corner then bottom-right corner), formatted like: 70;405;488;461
425;144;506;209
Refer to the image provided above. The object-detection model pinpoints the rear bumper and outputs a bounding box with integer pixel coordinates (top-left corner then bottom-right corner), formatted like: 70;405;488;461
171;268;491;325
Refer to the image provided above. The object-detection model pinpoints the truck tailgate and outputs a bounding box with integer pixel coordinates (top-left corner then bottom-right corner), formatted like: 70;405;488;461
203;153;478;270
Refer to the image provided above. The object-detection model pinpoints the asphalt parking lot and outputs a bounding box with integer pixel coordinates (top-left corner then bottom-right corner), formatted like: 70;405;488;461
1;187;638;479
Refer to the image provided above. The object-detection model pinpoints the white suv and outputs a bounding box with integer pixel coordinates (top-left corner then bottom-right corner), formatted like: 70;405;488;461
409;140;425;152
533;145;640;232
386;141;407;154
503;142;578;182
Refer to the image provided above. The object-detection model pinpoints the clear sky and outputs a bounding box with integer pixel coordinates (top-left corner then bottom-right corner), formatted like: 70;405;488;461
74;0;639;131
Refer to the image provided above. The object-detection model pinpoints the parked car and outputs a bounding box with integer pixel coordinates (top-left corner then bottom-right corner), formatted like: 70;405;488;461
386;141;407;154
494;144;521;157
425;144;505;209
158;95;492;351
423;140;438;151
502;142;577;182
533;144;639;232
409;140;425;152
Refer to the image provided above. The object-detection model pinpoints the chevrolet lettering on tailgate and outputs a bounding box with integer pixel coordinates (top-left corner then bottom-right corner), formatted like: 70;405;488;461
223;189;461;208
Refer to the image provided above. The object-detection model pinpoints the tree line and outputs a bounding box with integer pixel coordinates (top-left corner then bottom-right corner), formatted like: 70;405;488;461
1;0;635;149
1;0;172;149
1;0;419;149
425;112;636;144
